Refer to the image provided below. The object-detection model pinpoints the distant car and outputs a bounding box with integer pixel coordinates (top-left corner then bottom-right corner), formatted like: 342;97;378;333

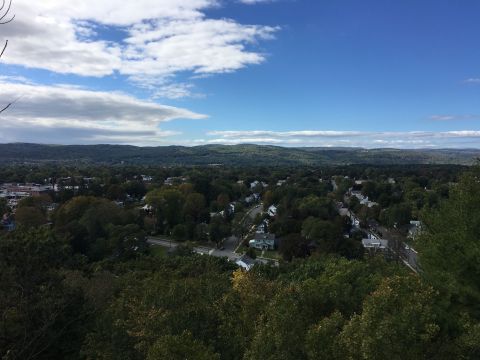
219;246;225;250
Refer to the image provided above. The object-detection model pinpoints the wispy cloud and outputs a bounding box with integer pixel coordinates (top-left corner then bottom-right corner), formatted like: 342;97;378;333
204;130;480;148
463;78;480;84
239;0;275;4
429;114;480;121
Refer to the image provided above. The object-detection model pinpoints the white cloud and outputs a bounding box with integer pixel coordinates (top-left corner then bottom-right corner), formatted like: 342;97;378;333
205;130;480;148
239;0;275;4
2;0;278;85
430;114;479;121
464;78;480;84
0;79;206;145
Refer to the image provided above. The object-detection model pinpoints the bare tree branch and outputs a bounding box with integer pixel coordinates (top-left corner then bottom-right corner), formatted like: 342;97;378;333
0;96;20;114
0;0;15;24
0;39;7;58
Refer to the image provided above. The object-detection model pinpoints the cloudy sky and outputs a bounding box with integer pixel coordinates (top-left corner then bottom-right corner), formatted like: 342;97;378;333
0;0;479;148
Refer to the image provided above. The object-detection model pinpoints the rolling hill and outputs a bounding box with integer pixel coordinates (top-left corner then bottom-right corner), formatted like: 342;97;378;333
0;143;478;166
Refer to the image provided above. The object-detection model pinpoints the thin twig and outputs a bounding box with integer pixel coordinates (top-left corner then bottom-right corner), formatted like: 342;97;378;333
0;97;20;114
0;39;7;58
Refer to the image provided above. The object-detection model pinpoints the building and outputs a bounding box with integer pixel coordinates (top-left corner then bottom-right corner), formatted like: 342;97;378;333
249;233;276;250
256;219;269;234
250;180;260;189
362;238;389;250
141;175;153;182
267;205;277;217
408;221;423;241
245;193;260;204
164;177;187;186
227;202;236;215
350;190;378;208
236;255;255;271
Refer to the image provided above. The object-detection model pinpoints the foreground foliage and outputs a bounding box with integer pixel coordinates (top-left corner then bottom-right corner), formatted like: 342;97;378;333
1;166;480;359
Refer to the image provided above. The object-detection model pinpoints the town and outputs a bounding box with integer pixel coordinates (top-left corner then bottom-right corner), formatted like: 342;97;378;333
0;164;449;273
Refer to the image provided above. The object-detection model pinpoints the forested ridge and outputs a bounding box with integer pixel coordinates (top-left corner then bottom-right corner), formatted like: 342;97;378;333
1;164;480;359
0;143;479;166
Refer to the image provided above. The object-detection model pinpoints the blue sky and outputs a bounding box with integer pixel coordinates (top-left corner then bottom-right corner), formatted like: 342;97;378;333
0;0;479;148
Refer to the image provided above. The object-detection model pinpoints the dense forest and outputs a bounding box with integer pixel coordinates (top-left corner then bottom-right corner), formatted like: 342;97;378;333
0;143;479;166
1;164;480;359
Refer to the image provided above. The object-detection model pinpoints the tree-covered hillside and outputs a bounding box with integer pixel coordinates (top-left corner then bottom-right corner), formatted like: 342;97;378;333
0;143;479;166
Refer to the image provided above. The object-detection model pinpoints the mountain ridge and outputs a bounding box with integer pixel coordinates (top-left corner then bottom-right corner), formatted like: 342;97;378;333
0;143;478;166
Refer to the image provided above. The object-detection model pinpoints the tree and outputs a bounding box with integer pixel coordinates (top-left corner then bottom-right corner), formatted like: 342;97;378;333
147;333;220;360
418;168;480;321
183;192;206;222
0;197;8;215
279;233;309;261
172;223;188;242
306;311;345;360
146;188;184;230
0;228;88;359
15;206;47;229
339;275;442;360
302;217;343;253
209;215;231;246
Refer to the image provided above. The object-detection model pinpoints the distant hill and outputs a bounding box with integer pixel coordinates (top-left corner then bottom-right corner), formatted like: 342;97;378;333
0;143;479;166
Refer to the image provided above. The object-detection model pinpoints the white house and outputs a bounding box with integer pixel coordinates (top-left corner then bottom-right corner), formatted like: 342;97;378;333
267;205;278;217
142;204;153;212
250;180;260;189
245;193;260;204
249;233;276;250
236;255;255;271
362;238;389;250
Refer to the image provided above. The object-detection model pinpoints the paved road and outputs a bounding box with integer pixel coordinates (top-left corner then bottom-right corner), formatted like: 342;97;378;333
148;237;241;262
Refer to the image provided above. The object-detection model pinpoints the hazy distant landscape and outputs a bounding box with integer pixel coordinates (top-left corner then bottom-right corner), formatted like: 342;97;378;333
1;143;479;166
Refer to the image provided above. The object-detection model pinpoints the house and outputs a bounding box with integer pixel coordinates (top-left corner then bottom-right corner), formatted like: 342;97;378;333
164;177;187;186
227;202;236;215
362;238;389;250
210;211;225;218
141;175;153;182
256;219;269;234
408;221;423;241
350;213;361;228
250;180;260;190
249;233;276;250
244;193;260;204
236;255;255;271
367;231;380;240
350;190;378;208
267;205;277;217
142;204;153;212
